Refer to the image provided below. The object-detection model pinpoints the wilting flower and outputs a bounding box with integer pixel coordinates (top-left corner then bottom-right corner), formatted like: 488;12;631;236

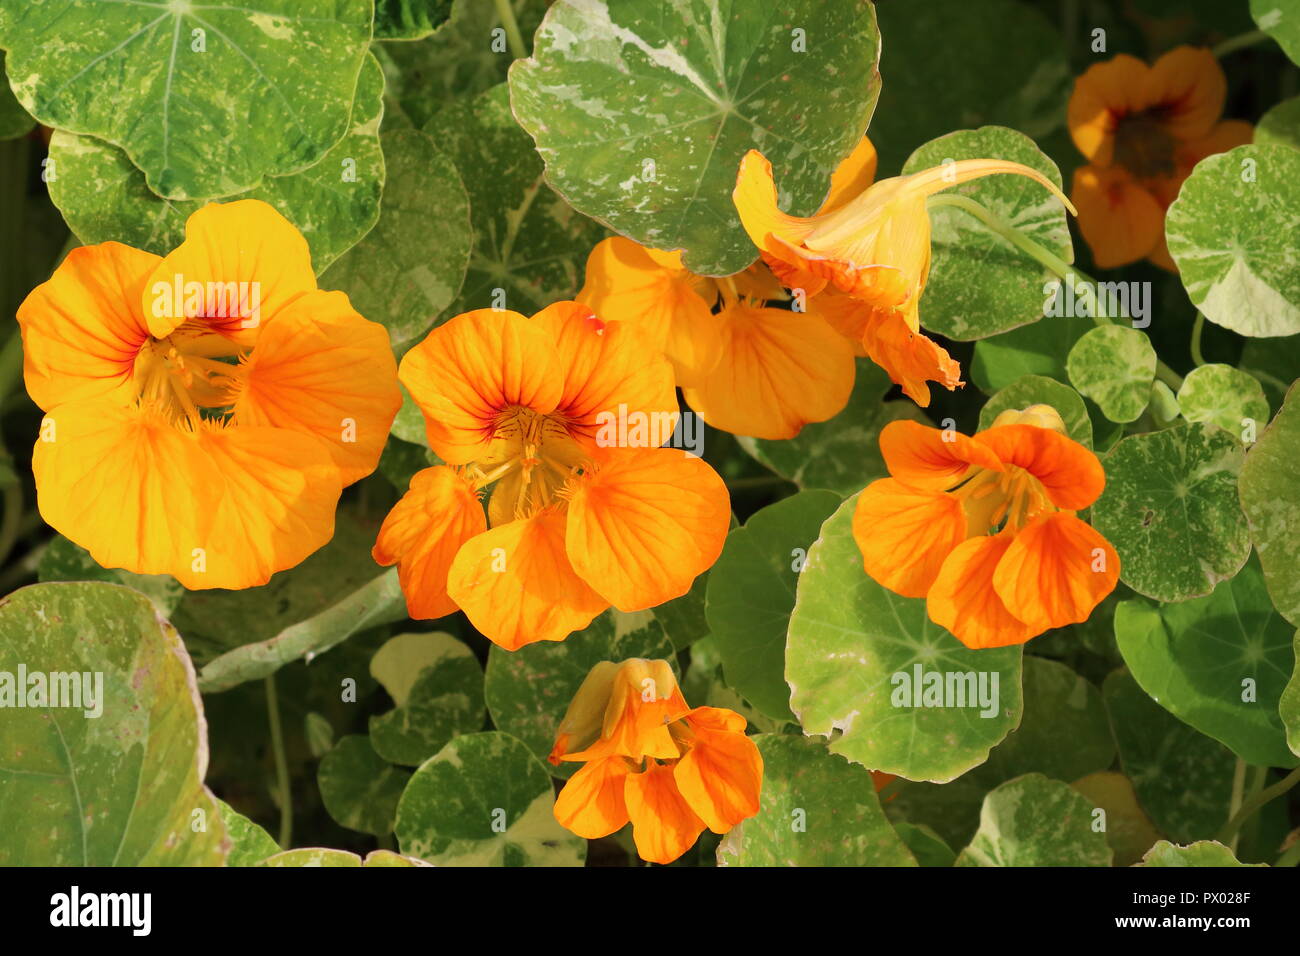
549;658;762;865
17;200;400;589
852;406;1119;649
1068;46;1252;269
733;139;1073;406
373;302;731;650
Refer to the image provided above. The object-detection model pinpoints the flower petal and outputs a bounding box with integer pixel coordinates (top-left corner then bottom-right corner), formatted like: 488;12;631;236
398;309;562;464
973;424;1105;510
1144;46;1225;144
564;447;730;611
853;478;967;598
675;707;763;834
926;533;1038;649
1070;164;1164;269
992;512;1120;633
680;300;855;440
17;242;157;410
860;303;964;407
624;762;707;865
553;757;632;840
818;136;878;215
446;508;607;650
1067;53;1150;165
233;289;400;485
373;466;487;620
878;419;1003;491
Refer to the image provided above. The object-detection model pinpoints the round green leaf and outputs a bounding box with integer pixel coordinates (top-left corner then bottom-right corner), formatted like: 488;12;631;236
738;360;929;496
375;0;453;41
716;735;916;867
321;127;471;350
1071;772;1162;868
1252;0;1300;65
0;582;227;865
508;0;882;276
903;126;1071;340
318;735;411;836
1066;325;1156;423
786;495;1024;782
978;374;1092;447
1139;840;1262;867
707;489;841;722
1279;631;1300;758
1166;145;1300;337
0;51;35;140
47;52;385;274
1177;363;1270;436
369;633;486;767
955;773;1113;867
972;310;1093;392
395;731;585;866
1103;669;1235;843
426;84;608;315
38;533;183;615
1239;382;1300;627
216;798;280;867
1092;421;1251;603
871;0;1068;174
893;822;957;868
0;0;373;199
484;608;674;778
1115;557;1299;768
1256;95;1300;152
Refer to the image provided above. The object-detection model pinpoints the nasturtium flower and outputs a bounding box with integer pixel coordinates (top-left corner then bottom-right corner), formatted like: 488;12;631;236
17;200;400;590
733;139;1073;407
373;302;731;650
853;406;1119;649
549;658;762;865
1068;46;1252;269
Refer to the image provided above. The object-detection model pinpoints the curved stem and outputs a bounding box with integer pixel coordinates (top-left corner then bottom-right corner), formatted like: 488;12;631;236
1225;757;1248;853
264;675;293;849
493;0;528;60
1216;765;1300;845
1190;312;1207;367
1213;29;1270;59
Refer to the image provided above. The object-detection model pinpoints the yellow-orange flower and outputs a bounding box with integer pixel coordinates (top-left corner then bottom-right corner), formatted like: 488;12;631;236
373;302;731;650
1068;46;1253;269
17;200;400;589
733;139;1073;407
853;406;1119;649
549;658;762;865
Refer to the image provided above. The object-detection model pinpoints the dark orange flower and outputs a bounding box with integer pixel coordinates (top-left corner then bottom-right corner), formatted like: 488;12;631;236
549;659;762;865
853;406;1119;649
1068;46;1253;269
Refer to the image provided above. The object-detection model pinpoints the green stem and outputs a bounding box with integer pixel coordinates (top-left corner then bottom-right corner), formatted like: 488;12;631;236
1212;29;1270;59
264;675;293;849
493;0;528;60
1277;838;1300;867
1190;312;1207;367
1216;765;1300;845
927;193;1184;390
1241;365;1291;395
1225;757;1248;853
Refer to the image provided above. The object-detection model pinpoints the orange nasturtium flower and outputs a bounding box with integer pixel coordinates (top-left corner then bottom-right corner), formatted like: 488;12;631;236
853;406;1119;649
1068;46;1253;270
733;141;1075;407
373;302;731;650
16;200;401;589
549;658;762;865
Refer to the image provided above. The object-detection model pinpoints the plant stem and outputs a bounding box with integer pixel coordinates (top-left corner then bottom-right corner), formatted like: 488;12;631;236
1190;312;1207;367
264;675;293;849
1225;757;1248;853
1212;29;1270;59
1216;765;1300;845
1277;838;1300;867
927;193;1184;390
493;0;527;60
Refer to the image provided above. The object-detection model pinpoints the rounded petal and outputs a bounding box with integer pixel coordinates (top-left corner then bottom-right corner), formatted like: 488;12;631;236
553;757;632;840
926;533;1038;649
973;424;1105;510
733;149;818;260
852;478;967;598
806;288;869;356
675;707;763;834
446;508;607;650
1144;46;1225;144
624;762;707;865
860;304;964;407
564;447;730;611
818;136;878;215
398;309;562;465
142;200;317;339
531;300;678;437
233;289;400;485
680;301;855;440
17;242;157;411
877;419;1003;491
33;402;340;590
1071;165;1164;269
1068;54;1151;165
991;512;1120;633
372;466;487;620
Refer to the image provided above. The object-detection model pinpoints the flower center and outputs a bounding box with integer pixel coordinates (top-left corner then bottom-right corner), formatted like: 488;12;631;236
1113;110;1178;179
132;331;248;427
467;406;589;524
950;464;1053;537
